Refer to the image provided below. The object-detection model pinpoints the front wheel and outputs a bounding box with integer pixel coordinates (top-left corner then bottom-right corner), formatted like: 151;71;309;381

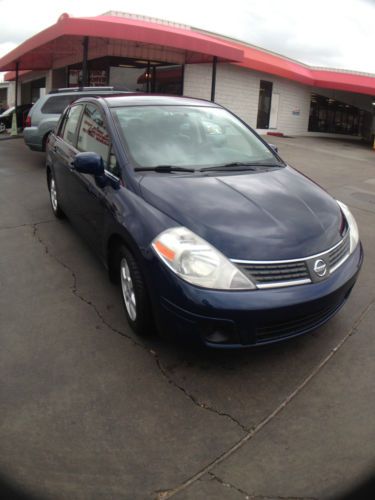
48;171;64;219
117;246;153;336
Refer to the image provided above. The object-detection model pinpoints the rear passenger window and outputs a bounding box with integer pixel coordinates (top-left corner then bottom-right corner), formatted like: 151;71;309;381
77;104;110;167
62;105;83;147
41;94;94;114
41;96;75;114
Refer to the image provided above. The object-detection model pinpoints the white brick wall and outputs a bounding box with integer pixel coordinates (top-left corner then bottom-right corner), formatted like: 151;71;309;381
183;63;312;136
183;63;213;101
215;64;259;127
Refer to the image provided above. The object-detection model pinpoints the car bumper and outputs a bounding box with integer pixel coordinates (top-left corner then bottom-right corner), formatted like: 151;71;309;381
23;127;43;151
149;243;363;348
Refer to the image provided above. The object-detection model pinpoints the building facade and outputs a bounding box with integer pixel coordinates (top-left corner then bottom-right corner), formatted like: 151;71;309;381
1;11;374;140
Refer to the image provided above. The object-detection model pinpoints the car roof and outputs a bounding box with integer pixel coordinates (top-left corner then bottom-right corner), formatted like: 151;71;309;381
92;94;220;108
44;90;131;99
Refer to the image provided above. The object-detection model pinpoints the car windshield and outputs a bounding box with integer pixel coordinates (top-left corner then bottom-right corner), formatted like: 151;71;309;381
112;105;281;170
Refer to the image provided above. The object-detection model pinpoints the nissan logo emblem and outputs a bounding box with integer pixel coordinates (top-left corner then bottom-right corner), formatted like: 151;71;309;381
313;259;327;277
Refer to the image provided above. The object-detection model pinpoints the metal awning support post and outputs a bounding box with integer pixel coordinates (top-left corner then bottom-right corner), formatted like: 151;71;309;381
15;62;19;107
151;66;156;93
82;36;89;87
9;61;20;134
146;61;151;93
211;56;217;102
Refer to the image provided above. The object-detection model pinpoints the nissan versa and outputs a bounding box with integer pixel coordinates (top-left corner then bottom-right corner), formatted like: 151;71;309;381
46;95;363;347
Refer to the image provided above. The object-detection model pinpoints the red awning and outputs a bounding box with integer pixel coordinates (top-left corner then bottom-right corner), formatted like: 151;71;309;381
0;13;244;72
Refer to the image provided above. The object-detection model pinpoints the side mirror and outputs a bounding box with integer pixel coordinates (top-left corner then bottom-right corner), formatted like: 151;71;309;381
73;152;105;176
268;143;278;153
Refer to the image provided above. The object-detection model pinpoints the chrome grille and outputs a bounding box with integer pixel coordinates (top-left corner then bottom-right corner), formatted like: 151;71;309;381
329;234;350;271
232;232;351;289
239;261;310;285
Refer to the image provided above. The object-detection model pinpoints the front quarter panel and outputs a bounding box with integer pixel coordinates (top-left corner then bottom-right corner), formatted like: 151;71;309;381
103;180;178;263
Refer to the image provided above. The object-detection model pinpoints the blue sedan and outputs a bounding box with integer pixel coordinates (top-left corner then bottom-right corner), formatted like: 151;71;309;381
46;94;363;347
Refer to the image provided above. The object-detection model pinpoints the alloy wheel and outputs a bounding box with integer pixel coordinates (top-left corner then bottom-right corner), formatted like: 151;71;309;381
50;177;58;212
120;257;137;321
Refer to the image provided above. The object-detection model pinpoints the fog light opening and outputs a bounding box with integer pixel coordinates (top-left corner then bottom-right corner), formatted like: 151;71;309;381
205;330;231;344
203;322;238;345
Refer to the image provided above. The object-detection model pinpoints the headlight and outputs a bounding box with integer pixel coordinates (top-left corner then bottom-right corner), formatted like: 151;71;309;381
152;227;255;290
337;201;359;253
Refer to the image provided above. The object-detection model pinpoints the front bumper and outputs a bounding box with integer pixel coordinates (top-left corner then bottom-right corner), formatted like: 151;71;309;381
149;243;363;348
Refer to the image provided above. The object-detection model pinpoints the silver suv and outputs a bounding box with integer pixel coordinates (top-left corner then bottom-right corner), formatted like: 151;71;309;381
24;87;129;151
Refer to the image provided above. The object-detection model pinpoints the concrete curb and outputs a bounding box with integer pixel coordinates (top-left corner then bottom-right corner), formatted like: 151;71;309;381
0;134;23;141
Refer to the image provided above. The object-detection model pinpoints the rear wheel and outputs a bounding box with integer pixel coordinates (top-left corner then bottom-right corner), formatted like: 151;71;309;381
116;245;153;336
48;171;64;219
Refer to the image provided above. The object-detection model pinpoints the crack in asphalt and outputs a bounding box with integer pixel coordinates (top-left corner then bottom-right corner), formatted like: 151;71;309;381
206;472;318;500
32;222;146;350
206;472;252;498
0;219;54;231
156;296;375;499
31;221;248;434
154;356;249;433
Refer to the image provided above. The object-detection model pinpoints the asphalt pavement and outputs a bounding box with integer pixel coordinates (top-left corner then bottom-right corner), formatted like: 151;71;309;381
0;136;374;500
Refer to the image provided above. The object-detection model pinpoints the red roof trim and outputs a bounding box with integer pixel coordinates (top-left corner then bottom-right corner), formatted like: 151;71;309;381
231;41;375;95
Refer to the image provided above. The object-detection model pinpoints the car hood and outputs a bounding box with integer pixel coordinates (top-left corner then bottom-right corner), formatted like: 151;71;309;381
139;166;343;260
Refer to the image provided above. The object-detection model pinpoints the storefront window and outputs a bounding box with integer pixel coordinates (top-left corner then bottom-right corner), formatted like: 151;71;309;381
308;93;365;135
67;58;183;95
109;64;183;95
68;69;107;87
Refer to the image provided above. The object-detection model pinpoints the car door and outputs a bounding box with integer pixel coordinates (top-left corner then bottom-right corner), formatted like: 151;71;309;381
51;104;84;216
71;102;115;251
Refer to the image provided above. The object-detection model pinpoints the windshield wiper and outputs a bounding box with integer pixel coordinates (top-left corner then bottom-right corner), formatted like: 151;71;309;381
200;162;283;172
134;165;195;173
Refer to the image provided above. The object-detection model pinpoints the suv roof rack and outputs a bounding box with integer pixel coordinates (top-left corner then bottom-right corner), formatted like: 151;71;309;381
49;86;115;94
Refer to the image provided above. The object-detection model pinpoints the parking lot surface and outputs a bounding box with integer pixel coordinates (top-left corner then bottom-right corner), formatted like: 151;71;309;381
0;137;374;499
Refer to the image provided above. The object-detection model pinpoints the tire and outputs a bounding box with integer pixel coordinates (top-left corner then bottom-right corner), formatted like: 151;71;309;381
116;245;153;336
48;171;65;219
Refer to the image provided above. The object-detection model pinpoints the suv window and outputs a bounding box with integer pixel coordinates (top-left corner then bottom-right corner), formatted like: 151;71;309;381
41;94;92;114
62;105;83;147
41;95;76;114
77;104;110;167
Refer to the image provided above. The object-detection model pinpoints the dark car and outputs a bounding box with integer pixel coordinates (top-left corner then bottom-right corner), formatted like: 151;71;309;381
45;94;363;348
0;103;33;132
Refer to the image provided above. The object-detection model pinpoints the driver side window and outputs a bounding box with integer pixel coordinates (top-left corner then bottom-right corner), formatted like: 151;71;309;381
77;104;110;167
62;105;83;146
